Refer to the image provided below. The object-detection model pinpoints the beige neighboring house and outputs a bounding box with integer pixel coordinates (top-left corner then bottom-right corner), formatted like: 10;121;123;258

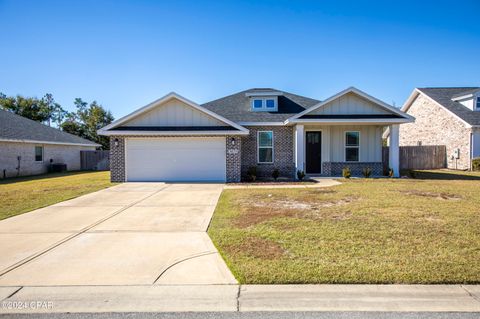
398;87;480;170
0;109;99;178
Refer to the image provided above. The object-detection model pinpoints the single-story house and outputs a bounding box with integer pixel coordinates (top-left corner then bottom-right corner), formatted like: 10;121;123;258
98;87;413;182
398;87;480;170
0;109;99;178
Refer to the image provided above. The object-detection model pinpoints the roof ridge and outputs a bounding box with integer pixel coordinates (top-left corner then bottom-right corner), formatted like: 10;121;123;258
0;109;97;145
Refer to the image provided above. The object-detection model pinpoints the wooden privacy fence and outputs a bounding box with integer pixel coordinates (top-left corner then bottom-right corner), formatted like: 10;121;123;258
80;150;110;171
383;145;446;171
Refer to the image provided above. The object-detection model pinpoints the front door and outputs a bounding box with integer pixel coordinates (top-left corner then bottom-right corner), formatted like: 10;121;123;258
306;131;322;174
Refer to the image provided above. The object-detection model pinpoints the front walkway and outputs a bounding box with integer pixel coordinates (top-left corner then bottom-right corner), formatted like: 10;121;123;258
0;183;236;286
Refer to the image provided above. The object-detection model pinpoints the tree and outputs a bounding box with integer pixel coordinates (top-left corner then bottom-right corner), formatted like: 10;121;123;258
0;92;67;126
61;98;114;149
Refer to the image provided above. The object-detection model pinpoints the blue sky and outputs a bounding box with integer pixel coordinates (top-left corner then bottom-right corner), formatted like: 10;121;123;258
1;0;479;118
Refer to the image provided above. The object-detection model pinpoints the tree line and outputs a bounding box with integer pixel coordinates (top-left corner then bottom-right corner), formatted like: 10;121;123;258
0;93;114;149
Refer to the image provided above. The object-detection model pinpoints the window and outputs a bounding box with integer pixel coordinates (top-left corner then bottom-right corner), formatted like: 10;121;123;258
476;97;480;110
345;132;359;162
253;99;263;109
35;146;43;162
251;98;277;111
258;131;273;163
266;99;275;108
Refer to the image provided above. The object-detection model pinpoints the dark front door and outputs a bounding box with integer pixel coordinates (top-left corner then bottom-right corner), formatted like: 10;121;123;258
306;131;322;174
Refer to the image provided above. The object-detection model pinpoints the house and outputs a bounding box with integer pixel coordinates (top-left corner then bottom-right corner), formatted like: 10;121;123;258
398;87;480;170
98;87;413;182
0;109;99;178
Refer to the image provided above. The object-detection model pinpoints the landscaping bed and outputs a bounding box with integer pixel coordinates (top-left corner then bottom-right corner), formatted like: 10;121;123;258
0;171;114;220
208;170;480;284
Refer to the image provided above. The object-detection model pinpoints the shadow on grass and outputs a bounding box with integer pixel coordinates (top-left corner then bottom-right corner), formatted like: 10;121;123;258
0;171;103;185
414;170;480;180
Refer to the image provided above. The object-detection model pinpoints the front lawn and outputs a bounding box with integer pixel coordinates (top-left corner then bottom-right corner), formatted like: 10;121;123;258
0;171;114;220
208;170;480;284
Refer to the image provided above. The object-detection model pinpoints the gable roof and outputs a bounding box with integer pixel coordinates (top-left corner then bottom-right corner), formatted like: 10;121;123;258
287;87;413;123
98;92;249;135
201;88;320;123
0;109;99;146
408;87;480;126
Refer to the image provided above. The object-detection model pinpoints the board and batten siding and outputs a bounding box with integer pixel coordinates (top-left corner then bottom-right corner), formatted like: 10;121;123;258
305;125;383;163
309;92;390;115
123;99;225;127
329;125;383;162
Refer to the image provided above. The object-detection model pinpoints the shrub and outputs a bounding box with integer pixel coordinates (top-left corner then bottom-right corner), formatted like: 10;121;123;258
473;157;480;171
296;170;305;181
342;167;351;179
362;167;372;178
272;168;280;181
247;166;257;182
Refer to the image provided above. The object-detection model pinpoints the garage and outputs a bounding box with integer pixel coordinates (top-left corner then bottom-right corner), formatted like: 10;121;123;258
126;137;226;182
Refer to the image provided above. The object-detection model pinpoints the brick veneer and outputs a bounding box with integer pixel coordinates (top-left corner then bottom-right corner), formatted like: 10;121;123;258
225;135;242;182
109;135;242;183
109;136;126;182
240;126;295;179
322;162;383;176
399;94;472;170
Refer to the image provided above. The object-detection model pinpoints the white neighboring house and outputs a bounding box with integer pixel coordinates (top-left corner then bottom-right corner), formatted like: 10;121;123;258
0;109;99;178
398;87;480;170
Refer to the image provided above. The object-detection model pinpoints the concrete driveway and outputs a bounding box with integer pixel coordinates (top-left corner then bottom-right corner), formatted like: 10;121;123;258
0;183;236;286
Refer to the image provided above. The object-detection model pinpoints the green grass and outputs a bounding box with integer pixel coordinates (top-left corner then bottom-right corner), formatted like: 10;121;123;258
0;171;114;220
208;170;480;284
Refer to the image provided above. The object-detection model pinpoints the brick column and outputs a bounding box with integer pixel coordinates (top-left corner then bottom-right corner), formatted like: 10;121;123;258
109;136;126;182
226;135;241;182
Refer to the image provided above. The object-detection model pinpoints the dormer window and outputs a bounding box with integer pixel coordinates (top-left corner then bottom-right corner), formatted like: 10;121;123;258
476;97;480;110
250;97;278;112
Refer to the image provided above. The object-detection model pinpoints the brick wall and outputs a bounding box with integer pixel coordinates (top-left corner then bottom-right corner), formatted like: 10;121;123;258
322;162;383;177
109;136;126;182
399;94;472;170
0;141;96;178
226;135;241;182
241;126;295;179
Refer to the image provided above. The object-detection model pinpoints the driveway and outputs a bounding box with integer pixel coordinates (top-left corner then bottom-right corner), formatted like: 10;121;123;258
0;183;236;286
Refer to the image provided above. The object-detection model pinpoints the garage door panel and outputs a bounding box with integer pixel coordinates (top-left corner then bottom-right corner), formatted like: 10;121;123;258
126;138;226;182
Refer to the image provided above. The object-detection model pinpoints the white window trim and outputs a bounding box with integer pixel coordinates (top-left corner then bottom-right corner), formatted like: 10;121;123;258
344;131;360;162
34;145;44;162
257;130;274;164
251;97;278;112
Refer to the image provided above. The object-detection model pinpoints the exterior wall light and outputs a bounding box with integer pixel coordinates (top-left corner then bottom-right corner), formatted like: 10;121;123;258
231;137;235;145
114;138;119;147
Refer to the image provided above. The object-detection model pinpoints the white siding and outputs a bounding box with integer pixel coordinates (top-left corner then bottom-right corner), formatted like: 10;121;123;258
310;92;390;115
305;125;383;163
123;98;225;127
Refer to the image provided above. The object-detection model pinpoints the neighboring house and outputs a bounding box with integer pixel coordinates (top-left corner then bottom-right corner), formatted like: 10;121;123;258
98;87;413;182
398;87;480;170
0;109;99;178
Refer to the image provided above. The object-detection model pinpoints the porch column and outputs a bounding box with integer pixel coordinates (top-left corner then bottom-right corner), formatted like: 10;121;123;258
388;124;400;177
295;124;305;177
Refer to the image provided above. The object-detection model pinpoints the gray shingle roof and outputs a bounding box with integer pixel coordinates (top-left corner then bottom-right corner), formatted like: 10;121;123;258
417;88;480;126
201;88;320;122
0;109;98;145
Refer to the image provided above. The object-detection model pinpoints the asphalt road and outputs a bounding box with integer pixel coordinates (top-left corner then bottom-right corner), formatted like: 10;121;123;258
1;313;480;319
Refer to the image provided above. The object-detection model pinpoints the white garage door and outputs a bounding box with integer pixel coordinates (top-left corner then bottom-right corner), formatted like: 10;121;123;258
126;137;226;182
